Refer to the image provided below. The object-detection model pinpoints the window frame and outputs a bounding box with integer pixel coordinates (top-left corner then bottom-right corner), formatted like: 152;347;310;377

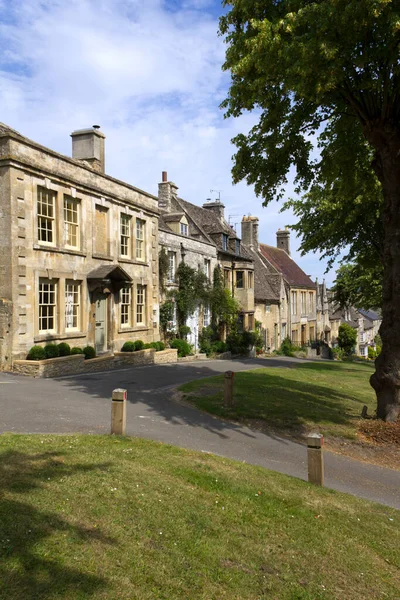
38;278;58;334
37;187;56;246
120;213;132;258
65;280;81;331
136;284;146;325
236;270;244;289
167;251;176;283
63;195;80;249
136;218;145;261
222;234;228;252
248;271;254;289
180;222;188;236
120;286;132;327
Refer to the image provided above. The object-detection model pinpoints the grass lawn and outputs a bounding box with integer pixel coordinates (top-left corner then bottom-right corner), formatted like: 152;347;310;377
0;434;399;600
179;361;377;441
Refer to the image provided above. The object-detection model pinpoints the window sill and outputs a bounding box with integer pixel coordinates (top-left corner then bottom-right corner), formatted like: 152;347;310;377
33;244;86;257
92;253;114;261
117;326;150;334
34;332;88;343
118;257;150;267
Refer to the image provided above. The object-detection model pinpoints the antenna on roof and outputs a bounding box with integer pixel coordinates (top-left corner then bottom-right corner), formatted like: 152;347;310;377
228;214;241;232
210;189;222;202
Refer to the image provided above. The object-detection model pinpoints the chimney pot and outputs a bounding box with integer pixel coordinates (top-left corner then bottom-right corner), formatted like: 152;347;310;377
162;171;168;182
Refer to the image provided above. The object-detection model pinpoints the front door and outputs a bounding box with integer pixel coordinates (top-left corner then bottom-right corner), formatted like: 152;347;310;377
95;294;107;354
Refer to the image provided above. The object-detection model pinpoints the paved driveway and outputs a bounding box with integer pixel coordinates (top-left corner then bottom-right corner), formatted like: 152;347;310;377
1;357;399;510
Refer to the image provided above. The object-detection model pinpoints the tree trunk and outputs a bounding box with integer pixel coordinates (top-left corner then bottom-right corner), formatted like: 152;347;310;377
368;128;400;422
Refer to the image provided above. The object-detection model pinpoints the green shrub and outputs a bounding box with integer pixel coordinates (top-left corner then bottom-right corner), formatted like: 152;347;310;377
338;323;357;355
376;345;382;356
199;326;215;355
44;344;59;359
134;340;145;351
27;345;46;361
57;342;71;357
368;346;377;360
148;341;166;351
121;341;135;352
70;347;84;355
331;346;344;360
83;346;96;360
170;338;192;357
179;325;191;339
211;340;227;354
158;341;165;351
280;337;296;357
143;343;151;349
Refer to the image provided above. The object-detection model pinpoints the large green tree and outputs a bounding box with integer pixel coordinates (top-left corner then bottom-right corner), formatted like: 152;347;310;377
220;0;400;421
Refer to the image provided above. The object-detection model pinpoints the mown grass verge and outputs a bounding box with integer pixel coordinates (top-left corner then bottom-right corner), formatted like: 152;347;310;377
0;434;399;600
179;361;377;440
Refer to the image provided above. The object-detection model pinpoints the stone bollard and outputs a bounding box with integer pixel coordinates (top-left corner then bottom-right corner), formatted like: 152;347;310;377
307;433;324;486
224;371;235;408
111;388;127;435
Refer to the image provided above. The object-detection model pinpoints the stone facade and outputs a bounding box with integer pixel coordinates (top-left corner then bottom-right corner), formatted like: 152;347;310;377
157;173;255;347
0;123;160;369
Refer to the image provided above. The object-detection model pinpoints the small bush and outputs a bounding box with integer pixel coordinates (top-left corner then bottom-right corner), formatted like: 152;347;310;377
57;342;71;357
179;325;191;339
143;343;151;349
44;344;60;359
83;346;96;360
158;341;165;351
170;338;192;358
70;347;84;355
280;337;296;357
134;340;145;351
148;341;165;351
211;340;227;354
27;345;46;361
121;341;135;352
331;346;344;360
368;346;377;360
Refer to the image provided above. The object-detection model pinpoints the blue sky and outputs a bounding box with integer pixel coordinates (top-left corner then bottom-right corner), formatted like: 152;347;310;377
0;0;337;285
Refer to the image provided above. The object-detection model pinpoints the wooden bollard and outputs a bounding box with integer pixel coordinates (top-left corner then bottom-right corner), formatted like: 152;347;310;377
111;388;127;435
307;433;324;486
224;371;235;408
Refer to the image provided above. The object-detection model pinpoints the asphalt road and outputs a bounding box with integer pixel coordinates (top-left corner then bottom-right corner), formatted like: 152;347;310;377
1;356;399;510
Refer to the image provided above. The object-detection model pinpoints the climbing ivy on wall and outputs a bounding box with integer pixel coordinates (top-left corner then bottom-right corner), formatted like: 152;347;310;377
159;247;169;294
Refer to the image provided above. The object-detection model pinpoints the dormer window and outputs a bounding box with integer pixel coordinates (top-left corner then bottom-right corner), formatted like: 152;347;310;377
222;234;228;251
180;222;188;236
236;240;240;255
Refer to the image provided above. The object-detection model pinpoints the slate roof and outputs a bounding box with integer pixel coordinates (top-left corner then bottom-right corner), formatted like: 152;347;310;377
163;212;185;222
259;244;316;289
358;308;382;322
87;265;132;281
175;197;250;260
245;246;281;301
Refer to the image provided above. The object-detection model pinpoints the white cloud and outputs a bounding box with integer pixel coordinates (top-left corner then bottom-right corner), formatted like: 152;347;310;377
0;0;337;284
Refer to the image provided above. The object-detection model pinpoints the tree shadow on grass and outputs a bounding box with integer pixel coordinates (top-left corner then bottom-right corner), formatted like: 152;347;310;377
0;449;115;599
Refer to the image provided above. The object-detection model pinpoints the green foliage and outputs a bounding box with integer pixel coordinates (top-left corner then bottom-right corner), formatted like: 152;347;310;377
179;325;191;339
27;345;46;361
159;247;169;293
159;299;175;334
368;347;377;360
82;346;96;360
211;341;227;354
121;341;136;352
134;340;145;351
211;267;239;331
278;337;297;358
338;324;357;355
226;326;259;356
332;263;383;310
175;263;211;327
57;343;71;357
170;338;192;358
44;344;59;359
70;347;84;355
148;341;166;352
331;347;344;361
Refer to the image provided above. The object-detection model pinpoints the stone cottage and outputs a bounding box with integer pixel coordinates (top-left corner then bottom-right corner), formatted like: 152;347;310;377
0;123;160;369
241;218;317;347
158;173;255;343
158;172;218;348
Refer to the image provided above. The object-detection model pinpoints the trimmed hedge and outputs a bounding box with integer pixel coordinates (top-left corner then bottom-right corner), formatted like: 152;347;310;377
27;345;46;361
121;341;136;352
44;344;60;359
82;346;96;360
57;342;71;357
70;347;84;355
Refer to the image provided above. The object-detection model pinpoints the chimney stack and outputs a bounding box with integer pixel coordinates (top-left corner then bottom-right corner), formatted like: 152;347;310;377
241;215;259;250
71;126;105;173
202;199;225;221
158;171;178;213
276;227;291;255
